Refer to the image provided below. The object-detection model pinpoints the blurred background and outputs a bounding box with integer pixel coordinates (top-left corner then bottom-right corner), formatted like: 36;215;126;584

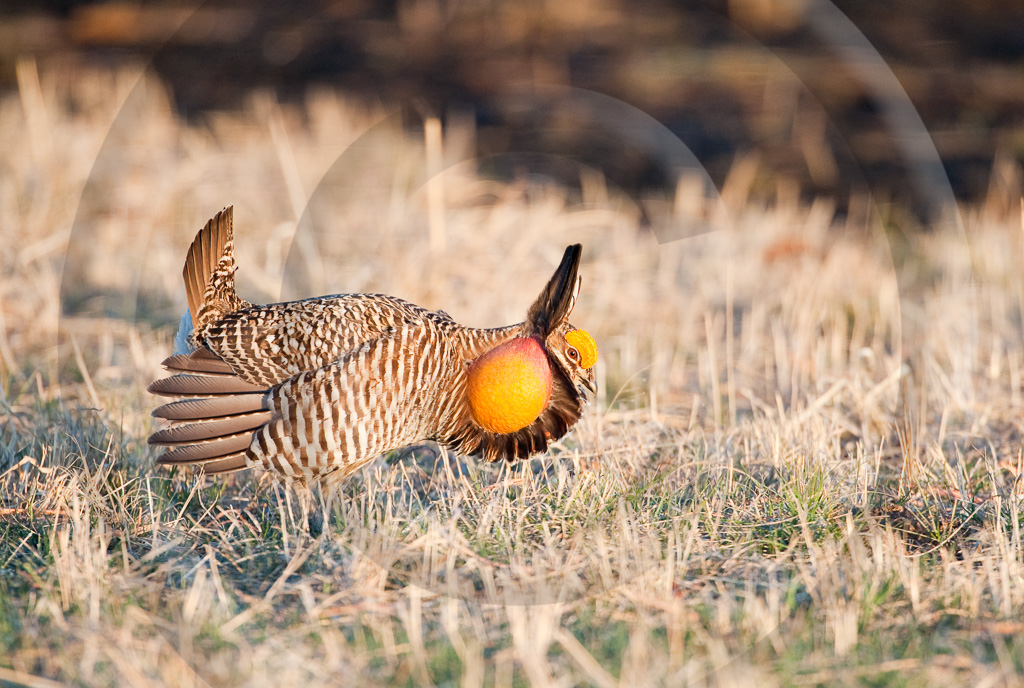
2;0;1022;216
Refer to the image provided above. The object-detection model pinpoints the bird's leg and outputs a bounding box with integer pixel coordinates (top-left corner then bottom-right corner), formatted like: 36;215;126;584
305;482;329;537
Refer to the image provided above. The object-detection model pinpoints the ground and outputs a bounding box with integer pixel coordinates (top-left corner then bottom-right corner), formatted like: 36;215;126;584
2;64;1024;687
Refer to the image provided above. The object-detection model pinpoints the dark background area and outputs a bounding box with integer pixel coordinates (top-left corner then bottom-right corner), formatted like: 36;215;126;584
2;0;1023;218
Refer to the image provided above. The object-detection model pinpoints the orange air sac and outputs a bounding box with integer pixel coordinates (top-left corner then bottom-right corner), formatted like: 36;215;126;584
467;337;552;433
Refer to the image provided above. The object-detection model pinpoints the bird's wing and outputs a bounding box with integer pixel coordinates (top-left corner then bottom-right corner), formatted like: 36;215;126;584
149;347;272;475
246;323;454;482
199;294;433;387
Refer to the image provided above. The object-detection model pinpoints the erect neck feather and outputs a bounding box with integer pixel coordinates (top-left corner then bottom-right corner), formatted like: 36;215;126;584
455;323;525;362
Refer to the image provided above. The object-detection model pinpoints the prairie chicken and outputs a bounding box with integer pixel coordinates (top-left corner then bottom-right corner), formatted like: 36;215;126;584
148;207;598;485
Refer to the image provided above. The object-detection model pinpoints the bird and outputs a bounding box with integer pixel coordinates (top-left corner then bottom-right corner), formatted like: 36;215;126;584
148;206;598;487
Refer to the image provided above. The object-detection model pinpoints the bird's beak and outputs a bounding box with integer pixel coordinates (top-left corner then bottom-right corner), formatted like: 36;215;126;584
580;372;597;396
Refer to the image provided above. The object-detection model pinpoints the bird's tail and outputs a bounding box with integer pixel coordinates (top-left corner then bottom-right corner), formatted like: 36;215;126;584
182;206;248;344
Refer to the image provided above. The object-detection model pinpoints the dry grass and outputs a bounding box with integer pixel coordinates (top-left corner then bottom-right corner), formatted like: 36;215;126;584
2;60;1024;686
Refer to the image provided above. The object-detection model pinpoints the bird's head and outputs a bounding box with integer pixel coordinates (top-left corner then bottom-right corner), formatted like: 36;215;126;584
548;323;598;399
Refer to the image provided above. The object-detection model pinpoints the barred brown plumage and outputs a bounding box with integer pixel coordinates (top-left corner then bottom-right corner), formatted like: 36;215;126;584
148;206;598;484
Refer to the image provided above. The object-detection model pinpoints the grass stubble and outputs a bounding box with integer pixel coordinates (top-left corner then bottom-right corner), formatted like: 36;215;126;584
2;60;1024;686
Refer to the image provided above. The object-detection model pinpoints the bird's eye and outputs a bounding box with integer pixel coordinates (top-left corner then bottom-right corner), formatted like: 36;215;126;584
568;347;579;361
